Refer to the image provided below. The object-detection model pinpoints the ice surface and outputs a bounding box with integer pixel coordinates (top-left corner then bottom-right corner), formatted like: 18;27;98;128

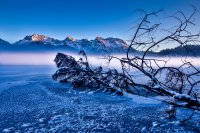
123;92;161;105
0;65;199;132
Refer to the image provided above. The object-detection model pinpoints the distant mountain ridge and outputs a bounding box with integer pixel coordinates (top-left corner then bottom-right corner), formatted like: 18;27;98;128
1;34;129;53
0;38;10;46
0;34;200;56
159;45;200;56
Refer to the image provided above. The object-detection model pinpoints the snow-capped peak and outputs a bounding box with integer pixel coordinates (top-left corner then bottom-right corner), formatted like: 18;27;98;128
95;36;104;41
15;34;61;46
24;34;49;42
65;36;76;42
93;37;128;51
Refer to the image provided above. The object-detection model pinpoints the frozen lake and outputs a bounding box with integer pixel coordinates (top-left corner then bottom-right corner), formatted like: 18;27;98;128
0;65;200;132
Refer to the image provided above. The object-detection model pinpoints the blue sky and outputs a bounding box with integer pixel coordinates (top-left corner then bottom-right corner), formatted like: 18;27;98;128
0;0;200;43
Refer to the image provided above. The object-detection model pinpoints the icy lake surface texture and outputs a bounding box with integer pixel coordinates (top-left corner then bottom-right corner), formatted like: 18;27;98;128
0;63;200;132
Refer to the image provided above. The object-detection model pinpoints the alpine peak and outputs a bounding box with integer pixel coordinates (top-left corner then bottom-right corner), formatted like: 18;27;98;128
65;36;76;42
24;34;49;42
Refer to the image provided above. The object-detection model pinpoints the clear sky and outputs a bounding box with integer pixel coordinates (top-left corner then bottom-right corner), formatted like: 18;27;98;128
0;0;200;43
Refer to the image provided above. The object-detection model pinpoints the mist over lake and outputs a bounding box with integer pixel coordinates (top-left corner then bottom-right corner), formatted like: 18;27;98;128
1;52;200;67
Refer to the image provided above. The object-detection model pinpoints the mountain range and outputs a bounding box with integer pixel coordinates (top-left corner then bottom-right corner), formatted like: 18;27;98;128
0;34;129;53
1;34;200;56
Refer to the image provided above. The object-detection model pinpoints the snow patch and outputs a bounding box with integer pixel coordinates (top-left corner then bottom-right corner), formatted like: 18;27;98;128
21;123;31;128
2;129;11;133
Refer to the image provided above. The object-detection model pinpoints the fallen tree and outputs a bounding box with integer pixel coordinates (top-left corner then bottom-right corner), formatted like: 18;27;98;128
53;7;200;118
52;52;133;96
